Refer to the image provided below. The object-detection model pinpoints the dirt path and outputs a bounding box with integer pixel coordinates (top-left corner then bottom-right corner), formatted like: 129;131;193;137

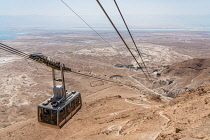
124;98;151;108
153;111;171;140
129;75;171;101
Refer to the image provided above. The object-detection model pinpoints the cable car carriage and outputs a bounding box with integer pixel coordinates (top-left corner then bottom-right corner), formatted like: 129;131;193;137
29;53;82;128
38;90;82;127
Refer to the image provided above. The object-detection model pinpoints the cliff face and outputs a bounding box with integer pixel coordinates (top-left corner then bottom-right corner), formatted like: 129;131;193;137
163;58;210;77
157;84;210;140
152;58;210;97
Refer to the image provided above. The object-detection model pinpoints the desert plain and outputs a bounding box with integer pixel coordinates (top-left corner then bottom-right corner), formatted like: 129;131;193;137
0;30;210;140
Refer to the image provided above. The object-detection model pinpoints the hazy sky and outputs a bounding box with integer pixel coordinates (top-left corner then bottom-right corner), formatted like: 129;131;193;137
1;0;210;16
0;0;210;29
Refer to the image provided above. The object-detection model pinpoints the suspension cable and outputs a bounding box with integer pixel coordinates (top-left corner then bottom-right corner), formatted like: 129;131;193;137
60;0;125;59
96;0;152;83
113;0;151;79
0;43;141;90
69;70;141;90
0;43;29;57
0;43;114;71
0;47;28;59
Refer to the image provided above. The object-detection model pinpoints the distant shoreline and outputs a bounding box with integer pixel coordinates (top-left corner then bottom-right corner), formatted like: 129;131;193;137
1;28;210;40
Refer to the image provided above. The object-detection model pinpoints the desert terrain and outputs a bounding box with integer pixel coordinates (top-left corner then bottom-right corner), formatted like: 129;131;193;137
0;30;210;140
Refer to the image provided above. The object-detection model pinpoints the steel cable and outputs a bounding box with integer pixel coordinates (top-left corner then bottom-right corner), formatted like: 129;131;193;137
60;0;125;59
96;0;152;83
0;47;28;59
0;43;29;57
0;43;141;90
0;46;29;59
113;0;151;79
69;70;141;90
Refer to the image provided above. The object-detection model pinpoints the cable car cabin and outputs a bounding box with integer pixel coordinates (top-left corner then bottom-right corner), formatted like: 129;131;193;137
38;91;82;128
29;54;82;128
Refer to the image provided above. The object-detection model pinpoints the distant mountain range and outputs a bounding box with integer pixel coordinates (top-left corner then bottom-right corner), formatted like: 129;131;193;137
0;15;210;30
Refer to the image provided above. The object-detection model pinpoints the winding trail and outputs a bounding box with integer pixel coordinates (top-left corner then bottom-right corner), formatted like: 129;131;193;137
129;74;171;101
153;111;171;140
109;108;136;116
108;125;122;136
124;99;151;108
107;121;129;136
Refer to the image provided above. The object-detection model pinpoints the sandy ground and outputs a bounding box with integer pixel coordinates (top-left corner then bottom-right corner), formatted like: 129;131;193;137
0;31;210;140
